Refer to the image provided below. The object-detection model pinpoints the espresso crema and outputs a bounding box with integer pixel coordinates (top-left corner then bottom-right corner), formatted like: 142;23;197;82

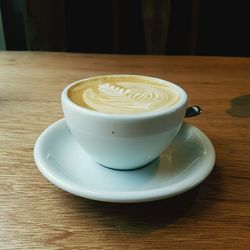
68;76;180;114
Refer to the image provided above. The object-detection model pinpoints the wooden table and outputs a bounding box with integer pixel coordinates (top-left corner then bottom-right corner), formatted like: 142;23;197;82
0;52;250;249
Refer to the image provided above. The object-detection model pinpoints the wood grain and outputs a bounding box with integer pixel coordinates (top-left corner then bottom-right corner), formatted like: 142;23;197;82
0;52;250;249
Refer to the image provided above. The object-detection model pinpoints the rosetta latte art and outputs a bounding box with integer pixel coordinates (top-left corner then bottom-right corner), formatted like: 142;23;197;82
82;81;179;114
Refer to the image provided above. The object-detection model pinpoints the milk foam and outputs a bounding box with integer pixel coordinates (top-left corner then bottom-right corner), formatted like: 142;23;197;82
68;76;180;114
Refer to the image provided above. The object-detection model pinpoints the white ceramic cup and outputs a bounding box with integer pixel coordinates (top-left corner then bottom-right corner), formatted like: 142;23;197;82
61;75;187;170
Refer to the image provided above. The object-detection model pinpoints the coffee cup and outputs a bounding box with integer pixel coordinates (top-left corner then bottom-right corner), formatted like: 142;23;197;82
61;75;187;170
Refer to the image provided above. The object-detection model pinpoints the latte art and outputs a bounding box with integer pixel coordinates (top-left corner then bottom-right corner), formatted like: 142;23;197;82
84;82;175;113
68;76;180;114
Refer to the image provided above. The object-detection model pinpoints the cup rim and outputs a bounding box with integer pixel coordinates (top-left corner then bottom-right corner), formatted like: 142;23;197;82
62;74;188;120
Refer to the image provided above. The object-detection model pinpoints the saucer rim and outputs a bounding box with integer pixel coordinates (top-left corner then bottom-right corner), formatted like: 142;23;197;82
34;119;215;203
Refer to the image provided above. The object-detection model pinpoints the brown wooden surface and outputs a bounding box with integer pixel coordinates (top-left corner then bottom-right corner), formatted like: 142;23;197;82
0;52;250;249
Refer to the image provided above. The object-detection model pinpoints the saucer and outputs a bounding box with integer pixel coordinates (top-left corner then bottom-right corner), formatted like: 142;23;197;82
34;119;215;203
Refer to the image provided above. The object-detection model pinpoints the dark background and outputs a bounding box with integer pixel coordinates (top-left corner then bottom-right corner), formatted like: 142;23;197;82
1;0;250;56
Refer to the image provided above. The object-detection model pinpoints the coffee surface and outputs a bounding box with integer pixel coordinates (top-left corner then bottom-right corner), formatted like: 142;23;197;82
68;76;180;114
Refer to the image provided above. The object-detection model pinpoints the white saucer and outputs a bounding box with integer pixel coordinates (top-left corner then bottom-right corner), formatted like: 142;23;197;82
34;119;215;203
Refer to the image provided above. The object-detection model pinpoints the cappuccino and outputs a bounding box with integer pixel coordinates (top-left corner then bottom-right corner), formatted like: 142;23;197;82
68;75;180;114
62;75;187;169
